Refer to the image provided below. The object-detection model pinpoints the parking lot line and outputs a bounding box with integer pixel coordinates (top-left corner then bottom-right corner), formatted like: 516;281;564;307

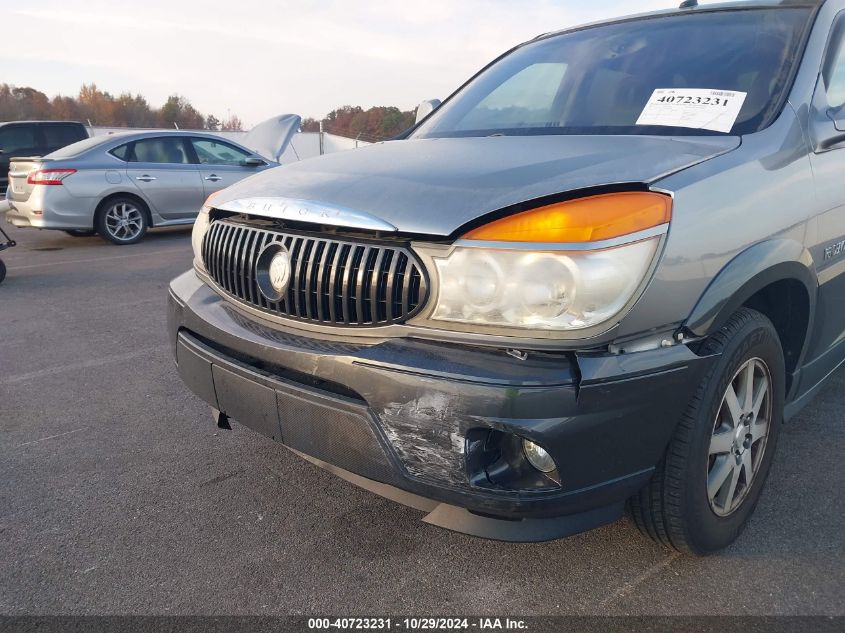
0;345;169;385
598;552;681;609
16;427;87;448
7;248;187;271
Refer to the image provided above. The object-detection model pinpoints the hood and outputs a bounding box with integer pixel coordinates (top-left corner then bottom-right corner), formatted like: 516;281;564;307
214;134;739;236
241;114;301;162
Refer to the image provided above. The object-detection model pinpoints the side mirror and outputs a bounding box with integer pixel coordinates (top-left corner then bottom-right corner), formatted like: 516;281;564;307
415;99;442;124
244;156;264;167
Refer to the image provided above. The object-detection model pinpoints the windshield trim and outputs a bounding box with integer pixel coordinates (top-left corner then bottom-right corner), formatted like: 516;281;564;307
402;5;822;140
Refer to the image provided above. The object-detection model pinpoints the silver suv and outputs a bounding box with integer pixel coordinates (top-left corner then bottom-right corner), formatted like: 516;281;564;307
169;0;845;554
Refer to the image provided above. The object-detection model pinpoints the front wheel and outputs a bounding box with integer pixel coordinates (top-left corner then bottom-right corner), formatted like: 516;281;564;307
96;197;148;245
629;307;784;555
0;258;6;284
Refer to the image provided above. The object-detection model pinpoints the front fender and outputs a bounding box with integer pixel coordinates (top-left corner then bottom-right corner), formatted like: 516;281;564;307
685;238;818;338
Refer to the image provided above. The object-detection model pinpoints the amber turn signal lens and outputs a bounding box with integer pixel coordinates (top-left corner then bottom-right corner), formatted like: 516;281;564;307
462;192;672;243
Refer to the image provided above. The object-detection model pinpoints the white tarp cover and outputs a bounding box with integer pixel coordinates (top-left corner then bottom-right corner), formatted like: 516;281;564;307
242;114;302;162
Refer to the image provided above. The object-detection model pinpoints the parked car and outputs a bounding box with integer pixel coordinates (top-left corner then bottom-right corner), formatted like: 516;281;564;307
5;131;278;244
170;0;845;554
0;121;88;197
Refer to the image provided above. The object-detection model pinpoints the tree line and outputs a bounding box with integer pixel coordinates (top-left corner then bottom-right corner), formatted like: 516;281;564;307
1;83;417;140
0;83;244;130
302;105;416;142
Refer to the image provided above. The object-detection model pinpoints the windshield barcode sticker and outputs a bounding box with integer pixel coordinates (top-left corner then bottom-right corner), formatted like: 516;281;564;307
636;88;747;133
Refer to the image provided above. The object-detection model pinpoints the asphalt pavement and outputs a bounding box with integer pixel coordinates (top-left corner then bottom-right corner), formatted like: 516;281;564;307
0;224;842;616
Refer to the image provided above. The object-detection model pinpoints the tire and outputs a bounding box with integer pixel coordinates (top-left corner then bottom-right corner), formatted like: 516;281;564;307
0;258;5;285
64;229;96;237
628;307;784;555
95;197;149;245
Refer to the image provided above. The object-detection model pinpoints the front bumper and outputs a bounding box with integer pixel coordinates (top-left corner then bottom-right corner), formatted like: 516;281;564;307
169;270;716;541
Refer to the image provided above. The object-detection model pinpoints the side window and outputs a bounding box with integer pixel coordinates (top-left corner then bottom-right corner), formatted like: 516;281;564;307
110;143;131;161
128;137;191;164
824;16;845;109
0;125;38;153
191;138;253;166
41;124;86;149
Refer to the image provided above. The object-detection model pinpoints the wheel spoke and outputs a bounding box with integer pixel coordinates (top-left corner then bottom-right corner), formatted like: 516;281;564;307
751;418;769;443
709;431;734;456
741;449;754;483
751;377;768;422
724;383;743;427
723;462;740;512
742;362;755;412
708;456;734;499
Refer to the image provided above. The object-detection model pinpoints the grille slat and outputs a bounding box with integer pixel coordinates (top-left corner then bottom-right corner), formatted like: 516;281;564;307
203;220;428;327
369;249;386;324
328;243;344;324
354;246;371;326
384;251;399;322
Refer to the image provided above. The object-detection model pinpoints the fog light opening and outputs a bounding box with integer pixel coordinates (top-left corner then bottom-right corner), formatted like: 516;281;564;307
465;428;561;491
522;439;557;473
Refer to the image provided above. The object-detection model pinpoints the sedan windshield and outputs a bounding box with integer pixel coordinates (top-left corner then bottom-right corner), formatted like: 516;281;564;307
412;8;812;138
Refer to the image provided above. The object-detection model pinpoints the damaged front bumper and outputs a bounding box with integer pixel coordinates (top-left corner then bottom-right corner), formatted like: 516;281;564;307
168;270;716;542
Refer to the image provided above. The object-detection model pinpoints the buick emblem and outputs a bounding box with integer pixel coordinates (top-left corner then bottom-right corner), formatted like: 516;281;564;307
256;243;291;302
268;250;291;293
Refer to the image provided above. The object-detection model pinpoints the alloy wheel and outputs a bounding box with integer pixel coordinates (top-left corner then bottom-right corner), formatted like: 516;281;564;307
707;357;772;517
104;203;143;242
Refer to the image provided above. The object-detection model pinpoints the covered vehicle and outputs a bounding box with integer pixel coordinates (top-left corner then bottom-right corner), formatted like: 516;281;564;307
5;116;299;244
169;0;845;554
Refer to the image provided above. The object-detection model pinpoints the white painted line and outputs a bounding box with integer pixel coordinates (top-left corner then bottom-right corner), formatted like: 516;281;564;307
1;344;170;385
8;248;187;271
598;552;681;609
16;427;87;448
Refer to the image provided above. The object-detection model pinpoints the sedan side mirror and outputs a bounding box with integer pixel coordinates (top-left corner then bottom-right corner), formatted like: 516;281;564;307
244;156;265;167
415;99;442;124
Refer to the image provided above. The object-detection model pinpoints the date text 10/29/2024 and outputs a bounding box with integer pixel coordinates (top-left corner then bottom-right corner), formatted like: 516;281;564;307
308;618;528;631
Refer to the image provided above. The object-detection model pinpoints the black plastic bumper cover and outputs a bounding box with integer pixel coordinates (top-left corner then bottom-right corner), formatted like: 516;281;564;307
168;270;717;542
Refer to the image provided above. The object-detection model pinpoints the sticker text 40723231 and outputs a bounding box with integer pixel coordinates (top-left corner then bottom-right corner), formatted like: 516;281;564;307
636;88;748;133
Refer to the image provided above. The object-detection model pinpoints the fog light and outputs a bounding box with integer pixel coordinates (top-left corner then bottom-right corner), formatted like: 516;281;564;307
522;439;556;473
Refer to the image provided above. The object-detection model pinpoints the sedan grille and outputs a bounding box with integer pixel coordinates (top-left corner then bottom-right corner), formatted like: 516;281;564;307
202;220;429;327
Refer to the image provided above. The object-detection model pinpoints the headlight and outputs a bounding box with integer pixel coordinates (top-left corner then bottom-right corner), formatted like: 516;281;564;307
191;207;210;272
427;192;670;332
192;194;220;272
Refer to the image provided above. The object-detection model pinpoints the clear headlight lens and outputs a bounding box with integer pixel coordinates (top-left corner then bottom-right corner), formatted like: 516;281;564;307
191;204;211;272
429;238;658;331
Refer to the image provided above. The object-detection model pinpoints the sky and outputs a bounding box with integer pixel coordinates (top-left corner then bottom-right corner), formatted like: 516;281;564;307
0;0;676;127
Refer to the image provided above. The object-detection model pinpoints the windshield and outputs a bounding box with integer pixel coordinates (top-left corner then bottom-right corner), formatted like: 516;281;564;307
412;8;812;139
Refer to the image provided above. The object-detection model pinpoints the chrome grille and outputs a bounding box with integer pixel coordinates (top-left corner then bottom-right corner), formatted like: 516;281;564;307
202;220;429;327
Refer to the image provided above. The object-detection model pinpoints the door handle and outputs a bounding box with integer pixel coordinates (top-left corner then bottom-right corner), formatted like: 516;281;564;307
204;175;222;182
135;175;156;182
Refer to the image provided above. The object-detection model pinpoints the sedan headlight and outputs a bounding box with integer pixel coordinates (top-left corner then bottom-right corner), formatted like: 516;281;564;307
427;192;671;332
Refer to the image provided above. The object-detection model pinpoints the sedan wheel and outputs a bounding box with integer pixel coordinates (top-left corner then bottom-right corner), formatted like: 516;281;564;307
96;198;148;245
